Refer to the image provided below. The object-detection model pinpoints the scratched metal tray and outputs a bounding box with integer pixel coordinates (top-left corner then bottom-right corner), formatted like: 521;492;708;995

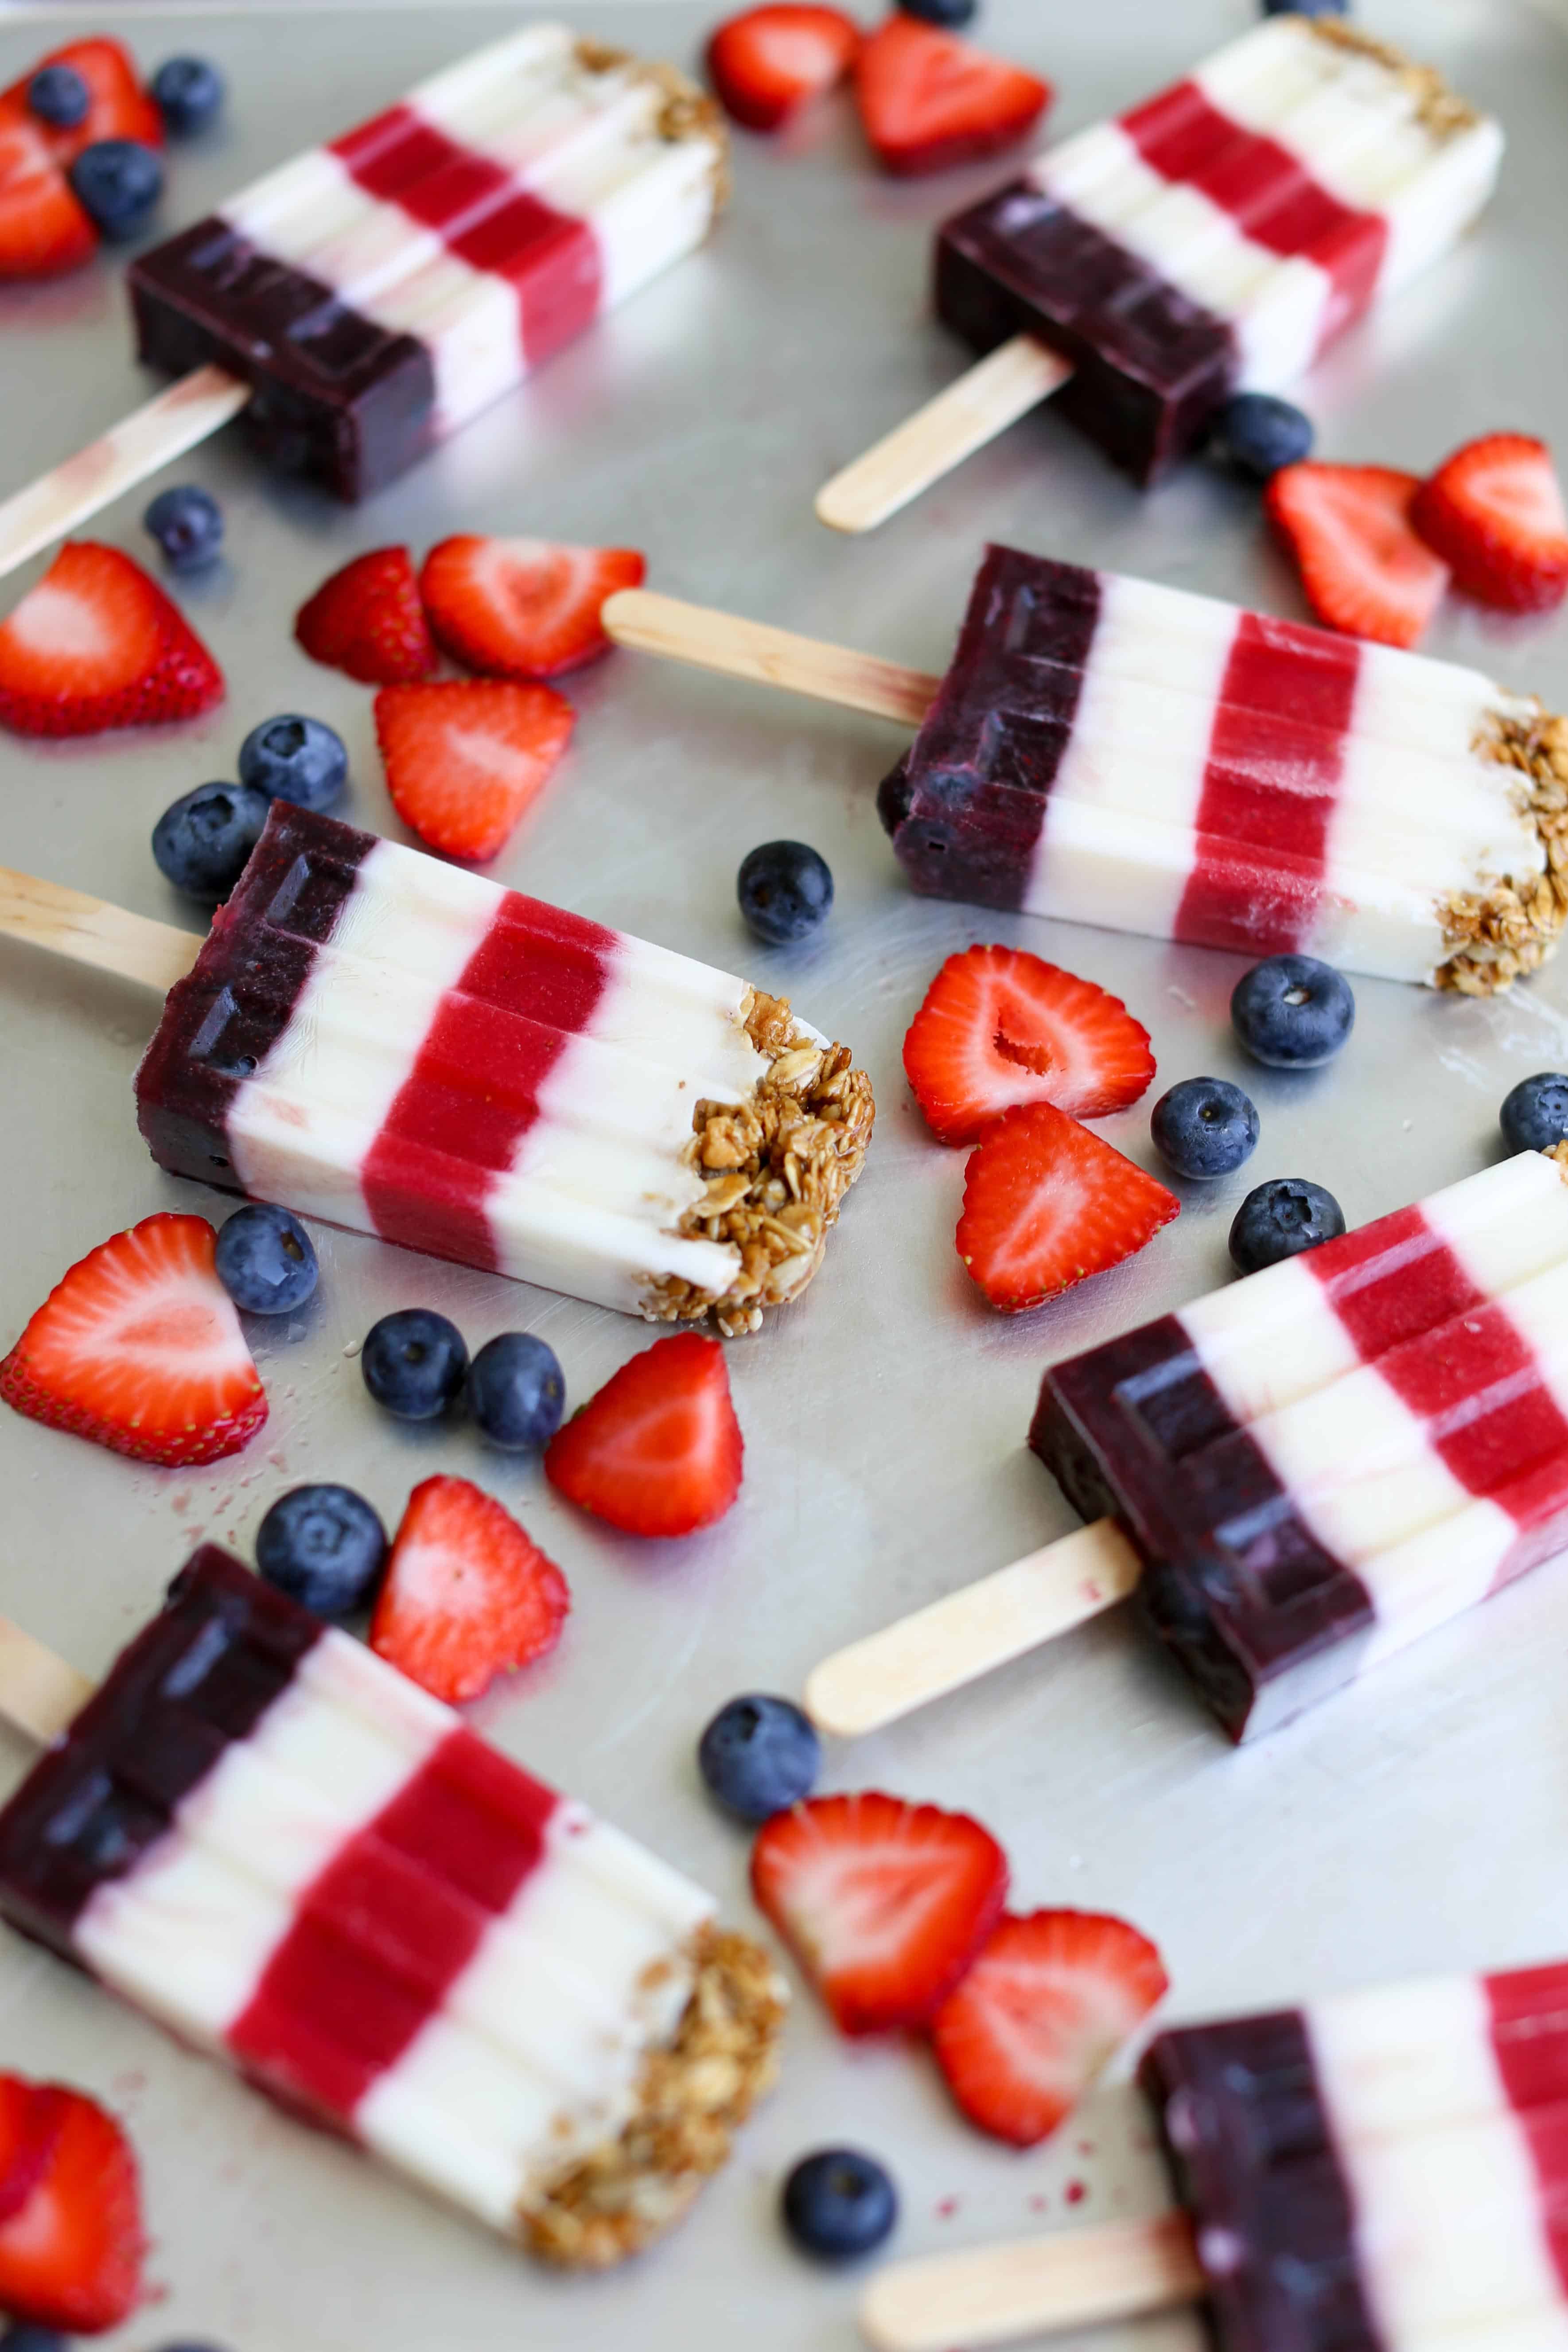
1;2;1567;2346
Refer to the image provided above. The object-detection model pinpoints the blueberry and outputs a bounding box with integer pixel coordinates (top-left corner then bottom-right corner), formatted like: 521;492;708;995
1263;0;1345;14
27;64;90;127
257;1485;387;1620
782;2150;898;2261
151;55;226;136
361;1308;468;1421
1212;392;1314;481
1500;1072;1568;1155
152;780;270;901
214;1203;319;1315
1151;1078;1260;1181
1231;954;1354;1070
1229;1178;1346;1275
467;1332;565;1451
899;0;977;22
1;2325;71;2352
738;841;834;946
699;1695;821;1822
144;484;224;573
68;139;163;238
236;713;347;812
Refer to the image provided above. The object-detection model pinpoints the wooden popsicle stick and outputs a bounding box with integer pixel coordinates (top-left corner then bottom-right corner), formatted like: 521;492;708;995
816;335;1077;536
0;1620;92;1748
805;1518;1141;1739
860;2213;1206;2352
600;589;940;729
0;865;200;993
0;365;251;584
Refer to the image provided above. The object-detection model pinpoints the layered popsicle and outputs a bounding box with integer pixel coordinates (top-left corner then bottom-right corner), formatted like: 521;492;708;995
879;545;1568;993
133;803;872;1332
0;1545;786;2266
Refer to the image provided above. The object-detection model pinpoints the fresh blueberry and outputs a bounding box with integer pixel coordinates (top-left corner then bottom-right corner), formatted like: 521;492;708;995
1263;0;1345;14
214;1203;319;1315
1230;1177;1346;1275
237;713;348;812
257;1485;387;1620
68;139;164;238
699;1694;821;1822
152;780;270;901
898;0;977;22
1500;1072;1568;1155
782;2149;899;2261
361;1308;468;1421
467;1332;565;1451
738;841;834;946
1151;1078;1260;1181
1231;954;1354;1070
1;2325;71;2352
1212;392;1314;480
151;55;226;136
27;64;90;127
144;483;224;572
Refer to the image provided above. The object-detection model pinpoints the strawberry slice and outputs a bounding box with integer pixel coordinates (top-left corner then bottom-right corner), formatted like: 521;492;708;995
419;535;646;680
545;1332;743;1538
904;946;1155;1145
957;1101;1179;1314
374;678;574;862
0;1211;267;1467
294;546;437;686
931;1910;1168;2147
854;16;1050;178
0;542;223;736
0;115;95;278
1;38;163;165
0;2075;145;2334
751;1791;1009;2035
370;1475;570;1706
707;5;863;133
1265;463;1449;650
1412;433;1568;615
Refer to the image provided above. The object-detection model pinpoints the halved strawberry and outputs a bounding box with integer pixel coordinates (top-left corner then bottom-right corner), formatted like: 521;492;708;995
1412;433;1568;615
1;38;163;165
0;116;95;278
545;1332;743;1538
957;1101;1179;1314
371;1475;570;1706
294;546;437;685
751;1791;1008;2036
904;946;1154;1146
0;2075;145;2334
419;535;645;680
931;1910;1168;2147
374;678;574;861
707;5;863;133
0;1212;267;1466
1265;463;1449;650
854;16;1050;178
0;542;223;736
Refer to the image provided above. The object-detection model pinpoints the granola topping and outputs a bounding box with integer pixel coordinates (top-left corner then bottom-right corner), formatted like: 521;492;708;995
1305;19;1482;137
574;41;731;203
1439;708;1568;995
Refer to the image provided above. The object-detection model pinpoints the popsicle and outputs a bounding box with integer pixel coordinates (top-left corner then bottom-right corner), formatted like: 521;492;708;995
0;1545;786;2267
805;1148;1568;1745
0;24;728;570
817;16;1503;531
860;1958;1568;2352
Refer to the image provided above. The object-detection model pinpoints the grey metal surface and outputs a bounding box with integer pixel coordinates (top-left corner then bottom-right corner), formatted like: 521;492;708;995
0;3;1566;2346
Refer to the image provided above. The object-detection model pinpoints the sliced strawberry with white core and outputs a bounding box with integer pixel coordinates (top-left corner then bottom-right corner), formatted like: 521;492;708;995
545;1332;743;1538
903;946;1155;1145
854;16;1050;178
1265;463;1449;650
0;542;223;736
0;2075;145;2334
0;115;94;277
371;1475;570;1706
957;1101;1179;1314
1;37;162;164
295;545;437;686
374;678;574;863
708;5;863;132
419;536;645;679
1412;433;1568;614
931;1910;1168;2146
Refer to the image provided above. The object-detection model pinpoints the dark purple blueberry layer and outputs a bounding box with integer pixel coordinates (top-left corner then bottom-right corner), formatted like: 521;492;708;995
936;184;1237;485
0;1547;321;1958
134;803;374;1195
129;221;438;503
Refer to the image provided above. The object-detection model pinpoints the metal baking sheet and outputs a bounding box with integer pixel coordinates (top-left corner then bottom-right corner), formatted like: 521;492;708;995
2;3;1567;2345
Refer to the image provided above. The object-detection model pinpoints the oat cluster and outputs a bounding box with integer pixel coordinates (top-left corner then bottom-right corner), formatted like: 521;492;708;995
574;41;731;200
1306;19;1482;137
1440;709;1568;995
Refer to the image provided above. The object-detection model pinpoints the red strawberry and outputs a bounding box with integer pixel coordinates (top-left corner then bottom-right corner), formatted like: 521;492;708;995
707;5;863;133
1;38;163;165
931;1910;1168;2146
371;1475;570;1706
854;16;1050;178
903;946;1154;1146
0;1212;267;1467
0;2075;145;2333
545;1332;743;1538
0;116;95;278
751;1791;1009;2036
957;1101;1179;1314
0;542;223;736
1265;463;1449;650
374;678;574;862
294;546;437;685
1411;433;1568;615
419;535;646;680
